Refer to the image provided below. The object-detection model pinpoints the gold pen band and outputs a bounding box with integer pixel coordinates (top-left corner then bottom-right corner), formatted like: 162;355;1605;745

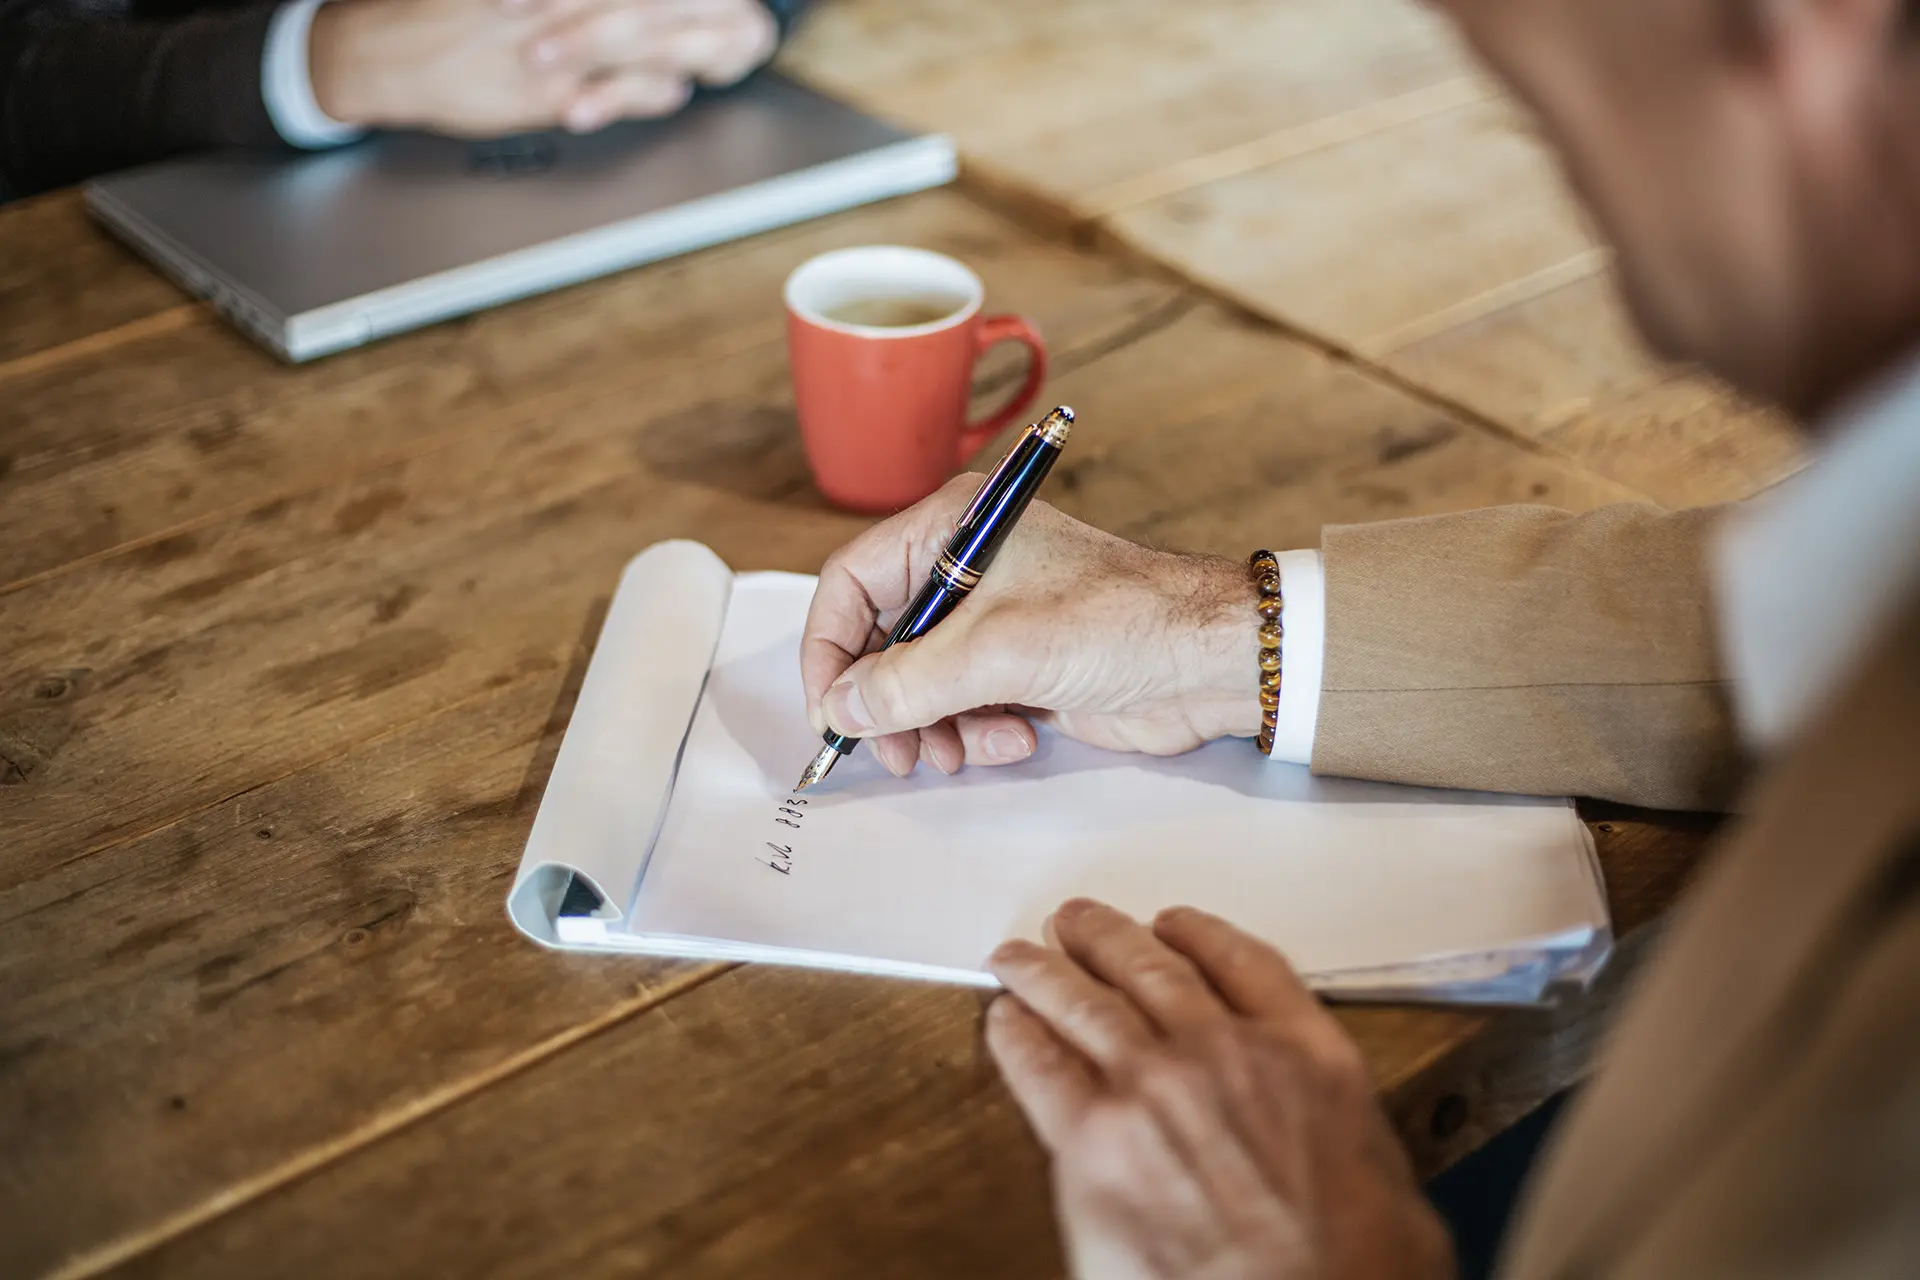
933;551;983;590
795;407;1073;792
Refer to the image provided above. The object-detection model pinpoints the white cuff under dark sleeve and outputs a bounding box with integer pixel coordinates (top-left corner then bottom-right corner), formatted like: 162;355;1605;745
1265;549;1324;765
262;0;367;149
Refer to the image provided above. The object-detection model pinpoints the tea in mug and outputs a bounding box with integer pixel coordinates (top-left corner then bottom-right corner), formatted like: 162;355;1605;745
822;297;960;328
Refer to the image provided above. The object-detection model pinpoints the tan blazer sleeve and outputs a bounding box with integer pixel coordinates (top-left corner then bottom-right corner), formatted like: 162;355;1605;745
1311;503;1742;811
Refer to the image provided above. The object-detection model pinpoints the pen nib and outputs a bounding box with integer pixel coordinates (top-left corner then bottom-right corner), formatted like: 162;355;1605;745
794;742;840;793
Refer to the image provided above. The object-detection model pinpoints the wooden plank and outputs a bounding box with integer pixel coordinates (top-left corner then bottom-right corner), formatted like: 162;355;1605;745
1101;95;1600;357
1373;267;1652;431
88;815;1708;1280
0;190;1176;592
0;191;191;370
99;963;1073;1280
1075;77;1496;220
1019;307;1640;556
1378;271;1806;505
1089;98;1805;505
4;298;1655;1275
0;309;203;393
0;678;717;1280
781;0;1478;217
1538;376;1802;508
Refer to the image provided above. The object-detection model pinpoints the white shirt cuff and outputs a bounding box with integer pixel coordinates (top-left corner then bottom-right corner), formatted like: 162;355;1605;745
262;0;368;149
1266;549;1324;765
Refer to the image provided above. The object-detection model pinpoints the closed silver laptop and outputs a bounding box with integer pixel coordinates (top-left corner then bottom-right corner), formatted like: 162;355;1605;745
84;74;955;362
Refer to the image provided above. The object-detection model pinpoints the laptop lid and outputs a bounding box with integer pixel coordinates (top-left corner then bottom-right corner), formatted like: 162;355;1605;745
85;74;955;360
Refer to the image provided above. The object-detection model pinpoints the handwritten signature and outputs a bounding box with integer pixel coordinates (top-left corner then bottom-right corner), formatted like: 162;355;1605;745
760;794;808;875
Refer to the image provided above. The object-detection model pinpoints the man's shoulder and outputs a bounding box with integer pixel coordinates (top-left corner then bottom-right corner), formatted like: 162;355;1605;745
1502;588;1920;1278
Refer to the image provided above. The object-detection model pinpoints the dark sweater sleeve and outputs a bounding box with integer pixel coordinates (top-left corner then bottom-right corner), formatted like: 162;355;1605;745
0;2;280;201
1;0;809;202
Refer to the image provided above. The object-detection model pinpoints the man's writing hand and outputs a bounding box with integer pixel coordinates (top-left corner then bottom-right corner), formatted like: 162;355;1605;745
799;475;1262;779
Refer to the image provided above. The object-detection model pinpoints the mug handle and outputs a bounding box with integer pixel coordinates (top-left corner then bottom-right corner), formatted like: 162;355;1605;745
954;314;1048;464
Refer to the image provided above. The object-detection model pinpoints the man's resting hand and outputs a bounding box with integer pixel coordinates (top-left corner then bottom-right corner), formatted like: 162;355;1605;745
988;899;1454;1280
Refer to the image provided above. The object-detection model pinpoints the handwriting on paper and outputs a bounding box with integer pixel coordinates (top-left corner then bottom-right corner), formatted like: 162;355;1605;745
759;794;808;874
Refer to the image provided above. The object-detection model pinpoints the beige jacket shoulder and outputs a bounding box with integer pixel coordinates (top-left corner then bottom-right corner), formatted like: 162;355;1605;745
1500;593;1920;1278
1315;503;1741;810
1313;500;1919;1276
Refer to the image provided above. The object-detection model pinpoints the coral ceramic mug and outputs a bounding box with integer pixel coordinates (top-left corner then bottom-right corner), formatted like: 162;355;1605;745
785;246;1047;513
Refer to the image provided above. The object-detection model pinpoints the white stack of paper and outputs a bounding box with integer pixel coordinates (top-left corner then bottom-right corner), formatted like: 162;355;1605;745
508;542;1611;1005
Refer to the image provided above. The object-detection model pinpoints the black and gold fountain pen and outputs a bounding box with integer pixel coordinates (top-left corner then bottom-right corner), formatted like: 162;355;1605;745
794;405;1076;792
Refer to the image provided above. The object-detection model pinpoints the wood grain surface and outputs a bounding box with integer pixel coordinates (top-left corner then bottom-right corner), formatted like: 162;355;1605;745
781;0;1478;216
1103;97;1601;356
0;3;1781;1273
0;191;194;371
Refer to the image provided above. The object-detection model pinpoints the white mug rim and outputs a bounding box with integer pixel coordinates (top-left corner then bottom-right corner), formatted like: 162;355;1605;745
783;245;984;339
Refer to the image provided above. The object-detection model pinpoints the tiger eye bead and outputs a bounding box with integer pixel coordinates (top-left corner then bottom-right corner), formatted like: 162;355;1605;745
1248;550;1286;756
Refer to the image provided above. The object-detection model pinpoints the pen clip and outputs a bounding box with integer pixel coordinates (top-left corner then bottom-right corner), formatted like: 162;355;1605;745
955;422;1035;531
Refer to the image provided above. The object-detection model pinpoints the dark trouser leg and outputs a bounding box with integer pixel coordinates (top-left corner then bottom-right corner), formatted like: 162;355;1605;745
1424;1092;1570;1280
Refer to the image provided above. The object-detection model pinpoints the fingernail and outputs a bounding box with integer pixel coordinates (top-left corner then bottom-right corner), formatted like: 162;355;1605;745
532;39;563;65
984;728;1029;762
989;939;1034;966
1057;897;1097;919
823;679;871;734
875;736;912;778
566;105;602;133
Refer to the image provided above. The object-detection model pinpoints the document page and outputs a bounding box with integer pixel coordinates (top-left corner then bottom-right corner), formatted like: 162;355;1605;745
622;573;1607;985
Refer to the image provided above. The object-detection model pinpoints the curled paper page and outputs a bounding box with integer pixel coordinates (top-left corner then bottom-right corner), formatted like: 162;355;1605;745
507;540;733;946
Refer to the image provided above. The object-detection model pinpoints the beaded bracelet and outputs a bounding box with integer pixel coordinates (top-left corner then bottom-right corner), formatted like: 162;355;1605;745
1248;549;1283;755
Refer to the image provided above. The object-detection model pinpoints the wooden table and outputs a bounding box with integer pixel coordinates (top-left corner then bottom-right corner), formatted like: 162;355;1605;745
783;0;1805;510
2;5;1772;1275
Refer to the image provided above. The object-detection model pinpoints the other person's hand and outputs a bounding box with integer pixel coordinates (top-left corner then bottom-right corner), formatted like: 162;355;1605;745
800;475;1262;777
309;0;777;136
987;898;1454;1280
510;0;779;131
